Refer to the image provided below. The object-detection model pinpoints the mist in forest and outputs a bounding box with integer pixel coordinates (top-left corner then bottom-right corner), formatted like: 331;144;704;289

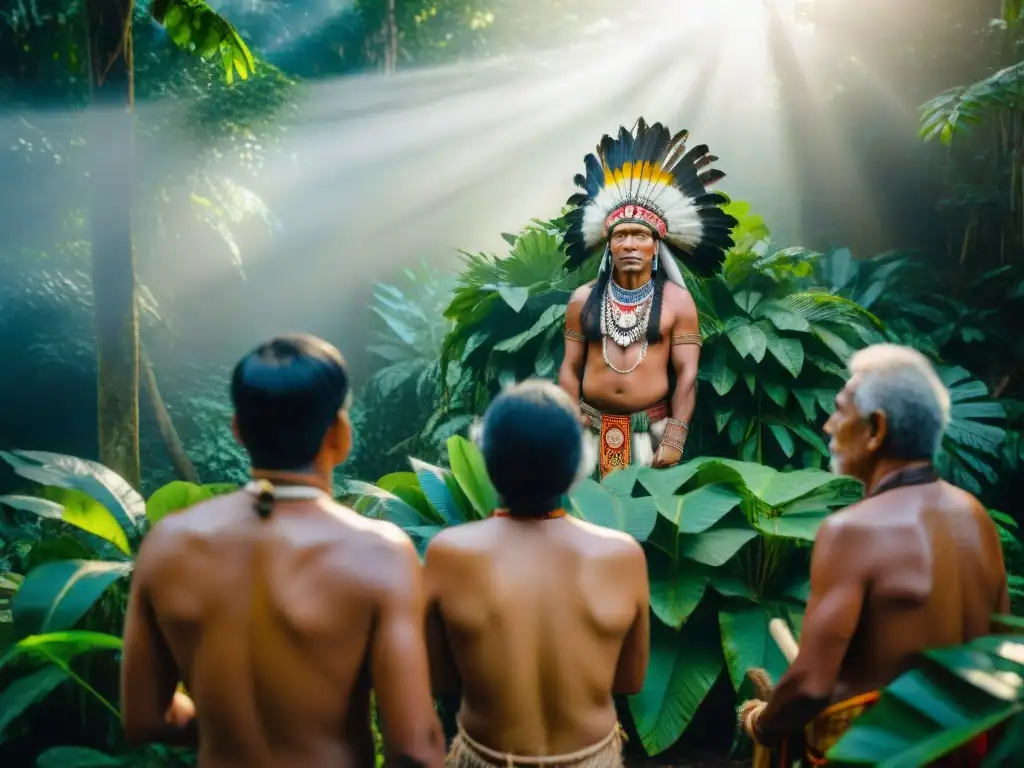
0;0;985;486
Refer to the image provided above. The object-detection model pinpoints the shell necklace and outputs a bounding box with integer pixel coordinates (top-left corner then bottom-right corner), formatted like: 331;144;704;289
601;278;653;374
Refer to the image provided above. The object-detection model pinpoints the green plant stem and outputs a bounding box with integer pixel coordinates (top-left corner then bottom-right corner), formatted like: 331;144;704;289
43;651;123;723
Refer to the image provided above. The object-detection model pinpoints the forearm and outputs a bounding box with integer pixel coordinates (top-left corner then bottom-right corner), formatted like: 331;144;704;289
670;376;696;424
557;362;584;404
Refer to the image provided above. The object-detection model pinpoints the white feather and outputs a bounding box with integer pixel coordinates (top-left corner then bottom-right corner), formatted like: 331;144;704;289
660;188;703;249
574;431;600;490
468;418;485;448
658;243;687;289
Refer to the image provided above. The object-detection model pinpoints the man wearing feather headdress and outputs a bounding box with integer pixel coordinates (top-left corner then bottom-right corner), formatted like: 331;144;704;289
558;118;738;478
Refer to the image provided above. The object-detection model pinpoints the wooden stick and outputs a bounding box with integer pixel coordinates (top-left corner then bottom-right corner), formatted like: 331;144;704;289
769;618;799;663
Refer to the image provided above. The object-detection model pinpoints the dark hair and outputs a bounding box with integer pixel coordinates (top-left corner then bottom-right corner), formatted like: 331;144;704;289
481;380;582;517
580;248;666;343
230;334;350;471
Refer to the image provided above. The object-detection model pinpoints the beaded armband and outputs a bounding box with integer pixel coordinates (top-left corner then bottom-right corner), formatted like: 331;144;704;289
661;417;689;452
563;328;586;343
671;333;702;347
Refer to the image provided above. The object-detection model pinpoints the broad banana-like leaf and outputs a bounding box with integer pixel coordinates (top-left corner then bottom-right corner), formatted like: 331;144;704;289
0;450;145;541
829;632;1024;765
145;480;236;526
629;599;724;755
12;560;132;639
0;665;69;742
0;492;131;558
446;436;498;519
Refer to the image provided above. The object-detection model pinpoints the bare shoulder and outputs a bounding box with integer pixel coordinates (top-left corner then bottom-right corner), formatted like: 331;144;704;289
662;281;698;318
812;504;874;558
569;281;596;305
567;517;646;561
424;519;491;560
333;507;417;556
330;509;422;591
940;481;988;518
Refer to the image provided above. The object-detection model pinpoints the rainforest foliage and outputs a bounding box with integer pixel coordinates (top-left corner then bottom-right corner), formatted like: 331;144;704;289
2;0;1024;766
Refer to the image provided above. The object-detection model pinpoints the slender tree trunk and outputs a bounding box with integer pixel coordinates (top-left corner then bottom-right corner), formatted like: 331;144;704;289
85;0;141;488
141;342;200;483
384;0;398;74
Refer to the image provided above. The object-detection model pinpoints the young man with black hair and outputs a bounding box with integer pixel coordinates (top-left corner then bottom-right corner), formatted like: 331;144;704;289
120;334;445;768
558;118;738;478
424;379;650;767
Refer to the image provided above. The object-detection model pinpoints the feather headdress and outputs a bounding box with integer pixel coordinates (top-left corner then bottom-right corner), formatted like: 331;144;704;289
563;118;738;286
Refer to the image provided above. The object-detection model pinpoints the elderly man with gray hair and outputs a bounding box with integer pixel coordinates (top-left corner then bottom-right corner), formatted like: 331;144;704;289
739;344;1009;767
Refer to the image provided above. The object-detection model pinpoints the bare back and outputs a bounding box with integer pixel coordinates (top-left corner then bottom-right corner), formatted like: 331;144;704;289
834;481;1009;698
130;492;436;768
425;516;649;756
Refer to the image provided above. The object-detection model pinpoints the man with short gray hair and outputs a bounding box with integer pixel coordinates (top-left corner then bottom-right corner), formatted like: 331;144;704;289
739;343;1007;766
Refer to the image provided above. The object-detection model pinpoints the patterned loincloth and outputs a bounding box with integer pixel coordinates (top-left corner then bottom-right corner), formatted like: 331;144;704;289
753;691;992;767
580;400;669;479
446;722;625;768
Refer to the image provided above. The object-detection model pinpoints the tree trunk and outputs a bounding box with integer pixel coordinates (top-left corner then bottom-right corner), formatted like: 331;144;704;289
141;342;200;483
385;0;398;74
85;0;141;488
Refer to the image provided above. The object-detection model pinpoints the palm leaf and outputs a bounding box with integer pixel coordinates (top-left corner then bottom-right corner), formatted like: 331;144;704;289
920;61;1024;145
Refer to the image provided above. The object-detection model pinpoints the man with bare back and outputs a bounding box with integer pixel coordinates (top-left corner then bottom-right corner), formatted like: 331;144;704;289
558;118;738;478
120;334;445;768
740;344;1009;765
424;380;650;767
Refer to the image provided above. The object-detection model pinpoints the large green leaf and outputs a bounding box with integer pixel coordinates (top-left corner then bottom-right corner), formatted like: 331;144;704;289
0;665;68;741
829;634;1024;765
711;460;848;507
375;472;445;525
348;480;434;528
0;493;131;558
646;549;708;628
681;527;758;567
12;560;132;638
567;479;657;543
761;324;805;378
718;603;791;692
409;459;466;524
629;601;724;755
155;0;256;84
493;304;564;352
0;630;122;669
725;318;768;361
0;451;145;541
145;481;215;526
752;299;811;332
35;747;122;768
652;484;743;534
446;436;498;519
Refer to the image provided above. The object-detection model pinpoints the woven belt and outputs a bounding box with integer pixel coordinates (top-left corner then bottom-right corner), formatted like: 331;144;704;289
579;400;668;433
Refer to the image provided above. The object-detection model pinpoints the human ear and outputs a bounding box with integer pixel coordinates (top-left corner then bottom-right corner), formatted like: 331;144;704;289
231;415;243;446
866;411;887;453
332;410;353;465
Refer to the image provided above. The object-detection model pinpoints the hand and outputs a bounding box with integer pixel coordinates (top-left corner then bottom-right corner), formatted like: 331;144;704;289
651;444;682;468
738;698;767;743
164;690;196;729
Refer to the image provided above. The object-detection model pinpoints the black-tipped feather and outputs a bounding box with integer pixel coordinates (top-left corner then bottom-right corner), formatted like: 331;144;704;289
697;168;726;188
562;118;737;276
